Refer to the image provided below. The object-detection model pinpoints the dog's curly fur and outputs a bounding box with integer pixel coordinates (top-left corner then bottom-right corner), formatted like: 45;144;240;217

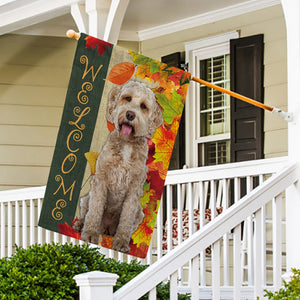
73;81;163;253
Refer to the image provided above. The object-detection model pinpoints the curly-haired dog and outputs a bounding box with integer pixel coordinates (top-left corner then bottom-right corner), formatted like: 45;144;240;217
74;81;163;253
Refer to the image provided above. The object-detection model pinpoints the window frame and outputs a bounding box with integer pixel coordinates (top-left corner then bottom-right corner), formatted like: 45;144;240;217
185;31;239;167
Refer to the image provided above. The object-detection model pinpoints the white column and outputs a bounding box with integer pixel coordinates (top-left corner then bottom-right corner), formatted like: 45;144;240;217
74;271;119;300
85;0;111;39
281;0;300;272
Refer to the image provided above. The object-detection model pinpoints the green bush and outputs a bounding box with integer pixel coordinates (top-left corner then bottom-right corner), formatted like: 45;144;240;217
264;268;300;299
0;243;190;300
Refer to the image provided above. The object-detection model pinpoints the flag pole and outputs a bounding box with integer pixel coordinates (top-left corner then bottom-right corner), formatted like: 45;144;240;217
66;29;293;122
191;76;293;122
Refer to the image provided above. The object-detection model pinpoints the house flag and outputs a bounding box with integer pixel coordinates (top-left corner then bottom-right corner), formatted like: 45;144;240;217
38;33;191;258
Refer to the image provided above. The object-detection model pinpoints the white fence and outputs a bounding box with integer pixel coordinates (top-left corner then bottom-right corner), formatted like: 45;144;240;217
0;156;292;299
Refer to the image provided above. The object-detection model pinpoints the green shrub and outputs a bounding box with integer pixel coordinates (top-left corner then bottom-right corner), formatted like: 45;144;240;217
0;243;190;300
264;268;300;299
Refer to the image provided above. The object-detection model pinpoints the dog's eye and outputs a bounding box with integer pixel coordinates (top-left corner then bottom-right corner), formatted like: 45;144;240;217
140;103;147;110
124;96;132;102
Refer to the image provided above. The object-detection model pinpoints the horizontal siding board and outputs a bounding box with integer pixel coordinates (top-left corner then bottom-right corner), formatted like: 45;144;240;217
0;165;49;186
0;145;53;166
0;185;31;191
0;65;71;87
0;84;66;107
0;125;58;146
0;34;77;50
265;83;287;108
264;129;288;155
264;39;287;65
264;61;287;87
0;46;75;67
0;105;62;127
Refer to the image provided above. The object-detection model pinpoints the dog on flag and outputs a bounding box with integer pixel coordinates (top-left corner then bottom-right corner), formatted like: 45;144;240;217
74;80;163;252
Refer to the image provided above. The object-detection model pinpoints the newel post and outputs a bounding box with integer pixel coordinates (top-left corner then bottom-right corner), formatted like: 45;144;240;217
74;271;119;300
281;0;300;274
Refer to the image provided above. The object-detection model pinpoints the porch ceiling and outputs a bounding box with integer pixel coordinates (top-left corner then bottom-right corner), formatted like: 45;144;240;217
0;0;281;41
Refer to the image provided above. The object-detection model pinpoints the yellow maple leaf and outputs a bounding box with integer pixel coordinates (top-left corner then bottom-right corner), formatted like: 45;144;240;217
84;151;99;175
131;222;153;247
135;63;151;81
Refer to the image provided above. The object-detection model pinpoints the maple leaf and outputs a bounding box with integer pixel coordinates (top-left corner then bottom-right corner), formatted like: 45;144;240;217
85;151;99;175
129;51;152;65
101;236;113;248
131;222;153;247
152;120;179;169
107;120;115;132
85;36;112;56
141;182;155;207
168;70;185;85
128;241;149;259
149;61;161;75
105;62;135;85
58;222;81;239
156;91;184;124
180;71;192;85
135;63;151;80
148;160;168;181
177;83;189;97
146;200;160;228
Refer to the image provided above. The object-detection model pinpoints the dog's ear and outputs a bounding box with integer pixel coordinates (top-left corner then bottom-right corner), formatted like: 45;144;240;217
148;102;163;138
106;86;121;123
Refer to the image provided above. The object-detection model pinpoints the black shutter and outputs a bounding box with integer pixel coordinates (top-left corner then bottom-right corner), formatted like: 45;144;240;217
230;34;264;162
161;52;186;170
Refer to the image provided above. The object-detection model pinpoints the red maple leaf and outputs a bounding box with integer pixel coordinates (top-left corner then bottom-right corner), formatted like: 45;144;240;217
168;70;184;85
85;36;112;56
58;222;81;239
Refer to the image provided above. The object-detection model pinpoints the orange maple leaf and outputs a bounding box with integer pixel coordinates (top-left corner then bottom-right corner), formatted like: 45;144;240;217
101;236;113;248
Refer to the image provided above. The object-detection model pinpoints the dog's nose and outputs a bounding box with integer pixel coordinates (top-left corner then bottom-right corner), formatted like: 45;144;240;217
126;110;135;121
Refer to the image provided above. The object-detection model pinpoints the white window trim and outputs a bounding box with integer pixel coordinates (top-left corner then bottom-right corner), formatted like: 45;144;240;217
185;31;239;167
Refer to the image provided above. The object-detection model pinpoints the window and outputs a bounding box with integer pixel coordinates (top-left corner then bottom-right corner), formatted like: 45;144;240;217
185;31;239;167
198;54;230;166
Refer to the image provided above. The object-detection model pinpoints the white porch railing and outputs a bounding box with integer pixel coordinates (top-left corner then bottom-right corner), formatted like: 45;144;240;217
0;156;293;299
74;160;296;300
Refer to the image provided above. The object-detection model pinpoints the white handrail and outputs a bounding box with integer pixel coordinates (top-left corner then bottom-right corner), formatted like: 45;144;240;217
114;162;298;300
0;186;45;202
165;156;288;185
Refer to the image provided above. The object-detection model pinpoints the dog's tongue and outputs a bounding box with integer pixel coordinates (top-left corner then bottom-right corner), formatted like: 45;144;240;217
121;124;132;136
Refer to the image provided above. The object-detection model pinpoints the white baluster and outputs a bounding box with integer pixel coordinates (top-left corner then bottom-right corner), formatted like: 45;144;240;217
15;200;20;247
273;194;283;290
167;184;173;252
30;199;35;245
37;198;43;244
191;255;199;300
7;201;12;256
170;271;178;300
254;208;263;299
22;200;27;248
233;224;242;300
